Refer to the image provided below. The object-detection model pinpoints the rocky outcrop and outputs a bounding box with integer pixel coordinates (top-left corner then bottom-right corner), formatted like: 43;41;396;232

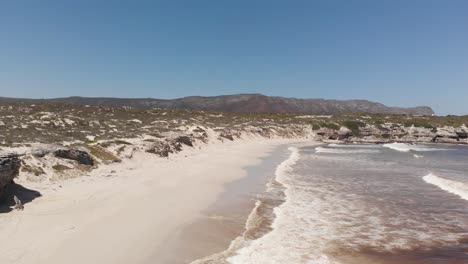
220;131;235;141
316;127;353;141
456;131;468;139
146;136;195;157
0;155;21;198
313;123;468;144
147;141;174;157
175;136;193;147
54;149;94;165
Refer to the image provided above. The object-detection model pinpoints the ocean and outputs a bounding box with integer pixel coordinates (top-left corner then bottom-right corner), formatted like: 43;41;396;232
197;143;468;264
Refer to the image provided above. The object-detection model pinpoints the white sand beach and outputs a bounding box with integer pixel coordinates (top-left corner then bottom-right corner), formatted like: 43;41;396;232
0;139;302;264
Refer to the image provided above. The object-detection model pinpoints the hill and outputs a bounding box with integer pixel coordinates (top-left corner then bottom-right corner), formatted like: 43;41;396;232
0;94;434;115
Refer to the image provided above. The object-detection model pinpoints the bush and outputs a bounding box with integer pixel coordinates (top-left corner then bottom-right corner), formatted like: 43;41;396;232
341;120;366;136
320;122;340;130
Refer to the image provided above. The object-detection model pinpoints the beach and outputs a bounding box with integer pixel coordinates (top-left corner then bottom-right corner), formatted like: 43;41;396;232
0;138;304;264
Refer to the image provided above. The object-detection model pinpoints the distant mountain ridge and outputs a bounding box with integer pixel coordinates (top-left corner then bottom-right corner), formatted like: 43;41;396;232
0;94;434;115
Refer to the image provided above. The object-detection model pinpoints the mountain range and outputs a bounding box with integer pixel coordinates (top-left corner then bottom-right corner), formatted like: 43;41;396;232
0;94;434;115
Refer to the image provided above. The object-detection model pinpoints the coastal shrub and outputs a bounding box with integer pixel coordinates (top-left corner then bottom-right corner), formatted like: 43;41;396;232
380;134;391;139
52;164;71;171
86;145;121;163
21;164;45;176
373;119;385;125
341;120;366;136
320;122;340;130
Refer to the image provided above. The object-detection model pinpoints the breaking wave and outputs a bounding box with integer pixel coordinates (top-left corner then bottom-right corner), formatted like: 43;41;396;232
315;146;380;154
192;147;300;264
383;143;450;152
423;173;468;201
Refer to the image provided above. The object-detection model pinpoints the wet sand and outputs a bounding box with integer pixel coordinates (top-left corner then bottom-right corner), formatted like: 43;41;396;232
152;145;290;264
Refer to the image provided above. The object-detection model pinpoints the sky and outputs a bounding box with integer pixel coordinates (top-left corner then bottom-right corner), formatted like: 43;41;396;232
0;0;467;115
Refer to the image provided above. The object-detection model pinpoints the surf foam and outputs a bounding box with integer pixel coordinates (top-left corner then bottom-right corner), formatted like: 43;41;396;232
423;173;468;201
226;147;343;264
315;147;380;154
383;143;450;152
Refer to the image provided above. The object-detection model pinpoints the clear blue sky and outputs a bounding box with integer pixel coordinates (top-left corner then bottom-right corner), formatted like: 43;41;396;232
0;0;467;115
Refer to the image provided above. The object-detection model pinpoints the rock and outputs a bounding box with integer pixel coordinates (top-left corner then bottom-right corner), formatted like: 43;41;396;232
176;136;193;147
359;126;381;137
456;131;468;139
0;155;21;199
316;128;335;137
337;127;353;140
220;132;234;141
436;128;458;137
146;141;174;157
54;149;94;165
32;149;50;158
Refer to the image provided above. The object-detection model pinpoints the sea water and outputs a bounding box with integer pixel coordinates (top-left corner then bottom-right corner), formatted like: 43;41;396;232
199;143;468;264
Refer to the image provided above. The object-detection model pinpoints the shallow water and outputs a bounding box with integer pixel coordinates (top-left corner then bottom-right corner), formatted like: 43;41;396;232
200;143;468;264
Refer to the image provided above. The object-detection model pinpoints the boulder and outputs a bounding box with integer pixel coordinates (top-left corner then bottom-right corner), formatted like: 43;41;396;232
0;155;21;198
456;131;468;139
176;136;193;147
54;149;94;165
337;127;353;140
147;142;173;157
220;132;234;141
316;128;335;137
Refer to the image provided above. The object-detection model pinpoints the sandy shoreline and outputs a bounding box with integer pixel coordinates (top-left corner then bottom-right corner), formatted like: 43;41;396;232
0;138;305;264
158;144;292;264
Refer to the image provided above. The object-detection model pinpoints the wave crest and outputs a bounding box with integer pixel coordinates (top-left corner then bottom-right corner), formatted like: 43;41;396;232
423;173;468;201
383;143;450;152
315;147;380;154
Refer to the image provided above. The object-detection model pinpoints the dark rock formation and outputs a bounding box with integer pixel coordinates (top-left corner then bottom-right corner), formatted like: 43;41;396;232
146;137;191;157
147;142;173;157
54;149;94;165
456;131;468;139
0;155;21;199
176;136;193;147
220;131;235;141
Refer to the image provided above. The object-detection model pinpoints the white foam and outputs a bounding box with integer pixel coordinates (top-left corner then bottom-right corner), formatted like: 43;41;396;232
383;143;450;152
226;147;342;264
315;147;380;154
423;173;468;201
328;143;378;148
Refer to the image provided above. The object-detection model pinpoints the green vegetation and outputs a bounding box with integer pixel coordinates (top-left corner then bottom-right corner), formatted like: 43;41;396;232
311;123;321;130
86;145;121;163
0;102;466;144
52;164;71;171
319;122;340;130
340;120;366;136
21;164;45;176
